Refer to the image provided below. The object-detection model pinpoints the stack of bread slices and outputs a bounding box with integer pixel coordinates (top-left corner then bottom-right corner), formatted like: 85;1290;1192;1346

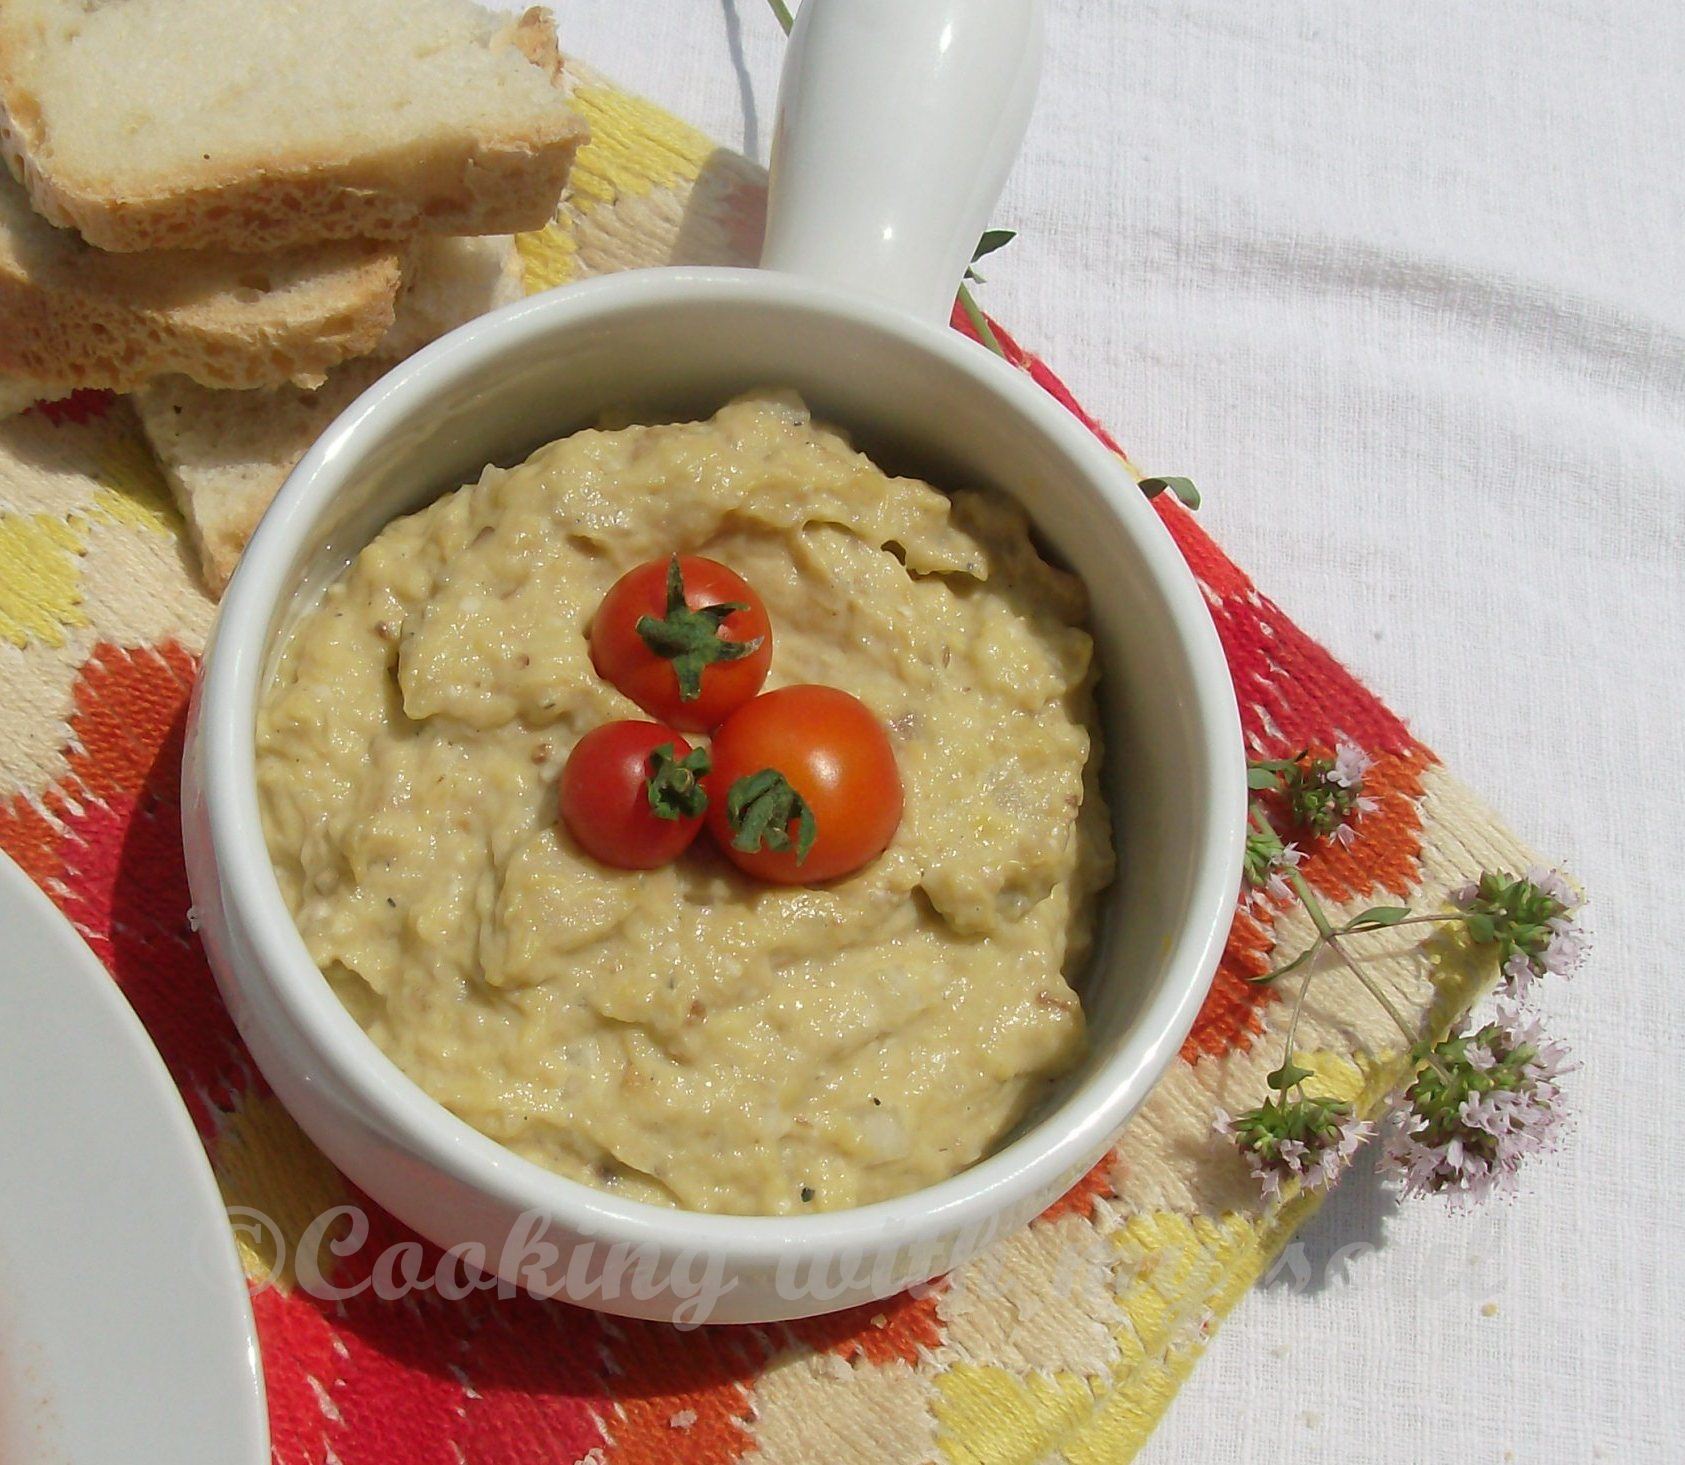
0;0;587;592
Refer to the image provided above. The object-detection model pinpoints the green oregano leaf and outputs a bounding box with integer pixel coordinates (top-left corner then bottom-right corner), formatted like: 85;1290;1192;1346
1138;475;1202;510
1267;1061;1315;1092
726;768;817;863
1344;905;1411;933
965;228;1018;282
1251;941;1322;984
634;555;763;701
645;742;710;821
1248;765;1284;791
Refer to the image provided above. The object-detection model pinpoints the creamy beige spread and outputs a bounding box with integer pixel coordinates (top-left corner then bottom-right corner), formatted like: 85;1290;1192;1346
257;393;1113;1215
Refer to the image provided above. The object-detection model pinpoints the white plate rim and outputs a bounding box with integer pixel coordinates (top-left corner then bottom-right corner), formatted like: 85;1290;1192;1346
0;851;267;1464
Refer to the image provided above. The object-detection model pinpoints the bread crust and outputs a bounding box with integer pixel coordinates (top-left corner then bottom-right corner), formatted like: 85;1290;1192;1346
0;224;408;391
0;8;587;253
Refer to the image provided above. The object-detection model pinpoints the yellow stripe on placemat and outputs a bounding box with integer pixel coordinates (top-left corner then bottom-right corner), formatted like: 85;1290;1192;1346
213;1089;355;1294
0;511;88;649
88;432;180;536
935;1364;1101;1465
568;80;717;210
517;214;581;291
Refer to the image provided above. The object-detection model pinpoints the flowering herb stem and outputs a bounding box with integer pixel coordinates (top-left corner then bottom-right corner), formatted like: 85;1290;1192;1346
1278;961;1319;1097
1251;799;1447;1073
765;0;794;33
1250;805;1339;935
1234;749;1580;1205
1326;940;1416;1047
1325;939;1456;1085
1284;867;1336;939
1361;911;1477;931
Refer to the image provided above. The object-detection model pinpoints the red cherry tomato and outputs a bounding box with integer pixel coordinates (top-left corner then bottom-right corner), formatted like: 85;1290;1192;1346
589;555;772;732
704;686;903;885
558;721;710;870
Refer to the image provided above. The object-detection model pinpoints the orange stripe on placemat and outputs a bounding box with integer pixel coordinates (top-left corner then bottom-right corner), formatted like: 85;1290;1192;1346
1038;1151;1122;1224
0;794;63;891
781;1281;948;1369
1296;746;1431;904
1181;905;1280;1063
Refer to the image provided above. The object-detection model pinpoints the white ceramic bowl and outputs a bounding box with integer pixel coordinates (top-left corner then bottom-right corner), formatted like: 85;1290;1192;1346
182;0;1244;1325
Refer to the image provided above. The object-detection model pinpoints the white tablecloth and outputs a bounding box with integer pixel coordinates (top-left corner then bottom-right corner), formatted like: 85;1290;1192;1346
521;3;1682;1457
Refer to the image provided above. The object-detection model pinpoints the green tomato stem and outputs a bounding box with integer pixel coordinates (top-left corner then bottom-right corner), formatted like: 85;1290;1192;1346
726;768;817;861
634;555;760;702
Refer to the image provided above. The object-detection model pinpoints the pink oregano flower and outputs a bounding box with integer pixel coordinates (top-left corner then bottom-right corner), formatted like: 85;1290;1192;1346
1383;1003;1573;1205
1451;866;1587;997
1216;1069;1376;1204
1247;741;1378;848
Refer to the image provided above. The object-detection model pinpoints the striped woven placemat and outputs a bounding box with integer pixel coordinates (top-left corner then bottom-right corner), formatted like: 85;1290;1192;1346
0;64;1545;1464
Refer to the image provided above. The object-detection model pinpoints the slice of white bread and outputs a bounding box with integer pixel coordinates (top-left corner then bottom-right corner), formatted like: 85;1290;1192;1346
136;360;390;595
0;168;408;392
0;0;585;253
376;231;526;360
134;235;525;593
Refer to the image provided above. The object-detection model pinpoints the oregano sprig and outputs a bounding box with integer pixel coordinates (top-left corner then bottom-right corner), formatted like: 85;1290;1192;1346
1221;743;1584;1206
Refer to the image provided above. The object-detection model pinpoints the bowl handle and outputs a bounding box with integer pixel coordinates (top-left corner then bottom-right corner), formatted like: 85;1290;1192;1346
760;0;1044;325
